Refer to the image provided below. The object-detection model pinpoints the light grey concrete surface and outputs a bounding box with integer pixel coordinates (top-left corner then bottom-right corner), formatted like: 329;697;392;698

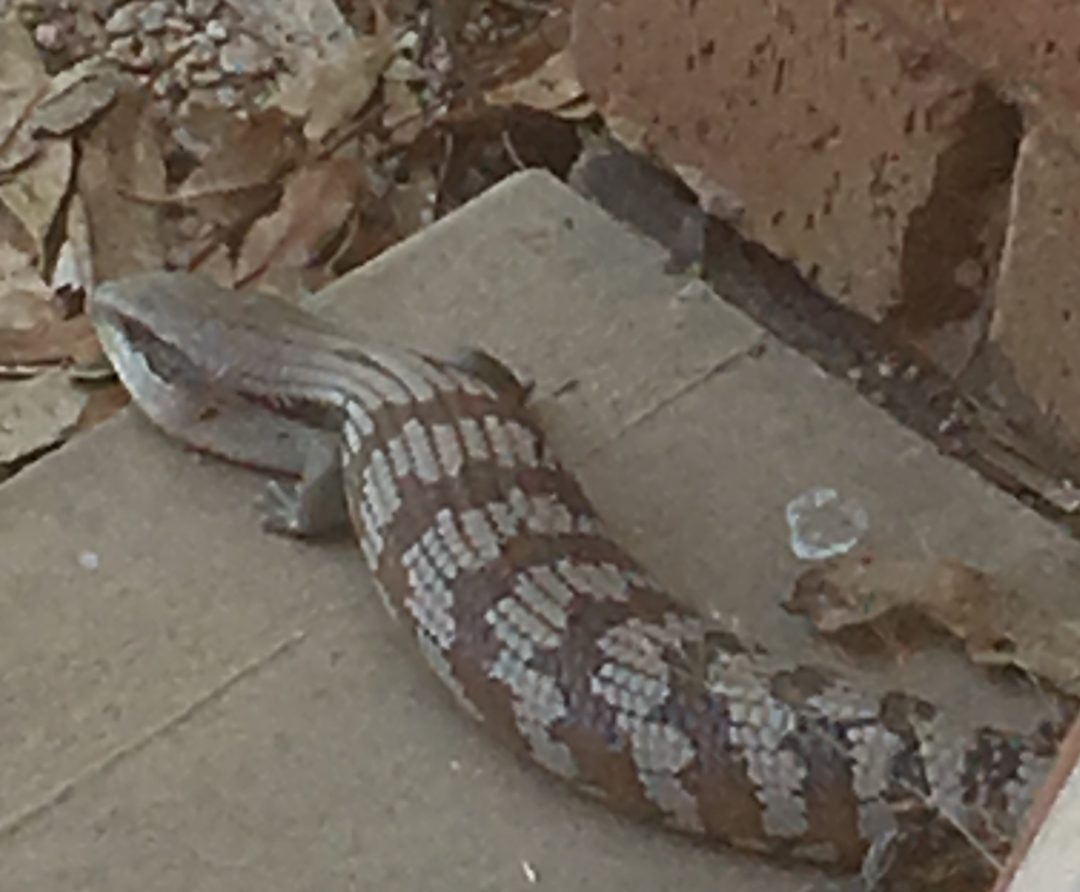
3;170;1079;891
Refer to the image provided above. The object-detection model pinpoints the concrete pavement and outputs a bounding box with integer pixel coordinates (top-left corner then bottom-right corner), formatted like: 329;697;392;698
3;170;1079;891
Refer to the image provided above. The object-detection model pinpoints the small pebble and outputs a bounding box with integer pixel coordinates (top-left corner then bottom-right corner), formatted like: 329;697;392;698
206;18;228;42
138;1;169;33
190;67;223;87
215;84;239;106
186;0;221;19
105;2;140;36
219;33;263;75
186;33;219;67
396;30;420;53
34;22;63;50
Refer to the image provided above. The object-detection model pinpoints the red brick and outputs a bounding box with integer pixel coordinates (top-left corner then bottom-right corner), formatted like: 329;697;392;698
572;0;1020;326
866;0;1080;119
988;120;1080;447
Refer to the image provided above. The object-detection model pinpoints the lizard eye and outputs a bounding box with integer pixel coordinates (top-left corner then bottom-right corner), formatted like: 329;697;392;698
117;315;205;387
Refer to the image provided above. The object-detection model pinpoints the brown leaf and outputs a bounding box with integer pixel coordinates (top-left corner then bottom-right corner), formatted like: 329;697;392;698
0;368;88;465
0;126;38;176
77;90;165;281
0;314;99;368
166;107;302;251
0;244;99;368
790;554;1080;696
29;61;123;136
0;17;49;175
0;242;53;320
174;106;300;200
271;20;396;142
484;49;593;119
72;380;130;435
0;137;73;264
235;157;364;286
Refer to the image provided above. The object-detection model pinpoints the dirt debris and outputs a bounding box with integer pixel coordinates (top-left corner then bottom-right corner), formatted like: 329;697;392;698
0;0;586;471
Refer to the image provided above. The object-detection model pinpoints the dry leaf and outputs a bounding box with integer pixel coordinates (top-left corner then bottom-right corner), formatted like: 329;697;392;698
29;61;123;136
72;380;130;435
0;368;88;465
485;49;593;119
174;106;300;199
187;243;236;288
0;314;99;368
0;137;73;263
0;19;73;255
235;157;364;286
272;22;396;142
790;554;1080;696
0;242;53;318
0;17;49;174
169;106;301;241
0;243;99;368
77;90;165;281
0;126;38;176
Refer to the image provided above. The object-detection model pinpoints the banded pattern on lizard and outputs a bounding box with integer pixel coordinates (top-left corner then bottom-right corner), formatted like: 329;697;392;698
89;272;1061;885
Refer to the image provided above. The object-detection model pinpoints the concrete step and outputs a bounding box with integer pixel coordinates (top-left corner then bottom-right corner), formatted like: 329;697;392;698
3;170;1077;891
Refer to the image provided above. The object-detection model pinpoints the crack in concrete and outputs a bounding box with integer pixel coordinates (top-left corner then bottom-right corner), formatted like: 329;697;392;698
0;628;308;842
583;333;770;462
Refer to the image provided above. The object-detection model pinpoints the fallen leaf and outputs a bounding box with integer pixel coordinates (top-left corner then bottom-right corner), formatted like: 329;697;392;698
271;19;396;142
174;106;300;200
0;243;99;369
0;137;73;264
0;368;88;465
167;106;301;244
235;157;365;286
72;380;130;435
0;314;99;369
0;242;53;320
0;17;49;175
77;90;165;281
485;49;593;118
789;554;1080;697
0;195;36;257
0;126;38;176
186;243;236;288
29;61;123;136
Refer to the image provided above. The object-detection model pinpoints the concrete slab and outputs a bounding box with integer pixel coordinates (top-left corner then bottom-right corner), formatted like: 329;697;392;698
3;170;1079;891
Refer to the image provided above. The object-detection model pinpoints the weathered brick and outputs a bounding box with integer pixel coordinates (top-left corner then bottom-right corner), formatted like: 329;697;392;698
987;120;1080;448
866;0;1080;118
572;0;1021;327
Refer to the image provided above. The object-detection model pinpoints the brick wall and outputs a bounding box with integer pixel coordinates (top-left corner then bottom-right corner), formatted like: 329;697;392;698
572;0;1080;453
